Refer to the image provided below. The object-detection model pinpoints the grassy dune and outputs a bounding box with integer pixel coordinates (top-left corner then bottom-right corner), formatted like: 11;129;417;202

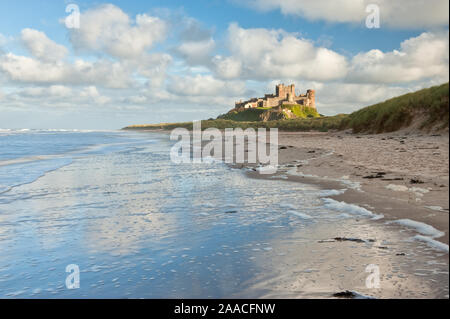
124;83;449;134
341;82;449;133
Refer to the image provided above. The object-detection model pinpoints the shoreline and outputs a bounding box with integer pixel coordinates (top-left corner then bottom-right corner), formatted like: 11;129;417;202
129;129;449;247
242;131;449;247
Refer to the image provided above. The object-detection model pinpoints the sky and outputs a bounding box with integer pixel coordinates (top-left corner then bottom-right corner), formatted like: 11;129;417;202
0;0;448;129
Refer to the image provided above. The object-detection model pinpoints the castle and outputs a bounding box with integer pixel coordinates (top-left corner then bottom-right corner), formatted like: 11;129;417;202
235;84;316;110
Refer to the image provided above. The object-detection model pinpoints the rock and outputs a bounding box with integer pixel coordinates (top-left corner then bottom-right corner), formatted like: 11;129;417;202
333;291;356;298
410;178;424;184
333;237;365;243
363;172;386;179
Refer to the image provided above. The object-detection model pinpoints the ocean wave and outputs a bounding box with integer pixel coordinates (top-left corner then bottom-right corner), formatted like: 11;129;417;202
388;219;445;238
413;235;449;253
0;157;73;195
321;198;384;220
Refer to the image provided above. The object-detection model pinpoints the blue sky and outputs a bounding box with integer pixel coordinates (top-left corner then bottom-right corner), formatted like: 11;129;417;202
0;0;448;129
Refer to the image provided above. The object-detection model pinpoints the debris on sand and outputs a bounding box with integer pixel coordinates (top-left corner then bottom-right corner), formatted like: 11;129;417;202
318;237;375;244
363;172;386;179
332;290;375;299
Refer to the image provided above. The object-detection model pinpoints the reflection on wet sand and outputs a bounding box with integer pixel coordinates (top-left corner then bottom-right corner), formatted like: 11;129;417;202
0;132;448;298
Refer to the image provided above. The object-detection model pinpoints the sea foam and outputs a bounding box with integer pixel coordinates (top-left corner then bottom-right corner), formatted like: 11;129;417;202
321;198;384;220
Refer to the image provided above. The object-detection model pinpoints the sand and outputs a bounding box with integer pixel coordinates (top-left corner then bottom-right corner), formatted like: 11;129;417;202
133;128;450;297
246;130;449;245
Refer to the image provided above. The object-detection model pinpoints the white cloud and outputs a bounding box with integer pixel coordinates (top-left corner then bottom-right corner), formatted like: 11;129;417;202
176;38;215;65
347;31;449;83
317;83;410;109
248;0;449;29
212;56;242;79
69;4;167;59
0;53;133;88
80;86;111;105
213;23;348;81
168;74;246;97
5;85;111;107
21;28;68;62
20;85;73;98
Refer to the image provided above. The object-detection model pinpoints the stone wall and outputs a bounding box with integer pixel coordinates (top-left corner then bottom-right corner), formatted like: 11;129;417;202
235;84;316;110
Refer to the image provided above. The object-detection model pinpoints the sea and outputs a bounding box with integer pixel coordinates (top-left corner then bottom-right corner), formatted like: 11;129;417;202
0;129;448;298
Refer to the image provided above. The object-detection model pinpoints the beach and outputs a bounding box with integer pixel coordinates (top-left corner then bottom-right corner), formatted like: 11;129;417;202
259;131;449;246
0;129;448;299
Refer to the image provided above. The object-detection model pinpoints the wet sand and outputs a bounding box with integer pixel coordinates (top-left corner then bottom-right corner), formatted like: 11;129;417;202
129;129;450;298
269;131;449;245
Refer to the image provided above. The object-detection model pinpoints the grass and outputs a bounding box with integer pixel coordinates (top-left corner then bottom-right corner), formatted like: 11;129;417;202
340;82;449;133
124;114;347;132
124;82;449;134
217;108;268;122
281;104;320;118
217;105;320;122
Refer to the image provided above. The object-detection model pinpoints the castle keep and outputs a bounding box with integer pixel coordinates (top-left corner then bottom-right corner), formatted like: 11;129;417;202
235;84;316;110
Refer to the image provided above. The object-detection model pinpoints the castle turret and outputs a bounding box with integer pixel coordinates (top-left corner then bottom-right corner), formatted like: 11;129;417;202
307;89;316;109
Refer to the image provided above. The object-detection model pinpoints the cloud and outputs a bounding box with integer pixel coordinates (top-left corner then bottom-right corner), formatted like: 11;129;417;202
347;31;449;83
79;86;111;105
317;83;410;108
247;0;449;29
168;74;246;97
212;56;242;79
0;53;133;88
19;85;73;98
69;4;168;59
175;38;215;65
4;85;111;107
21;28;68;62
213;23;348;81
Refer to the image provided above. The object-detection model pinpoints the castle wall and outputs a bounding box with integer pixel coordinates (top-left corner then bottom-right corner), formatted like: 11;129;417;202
235;84;316;110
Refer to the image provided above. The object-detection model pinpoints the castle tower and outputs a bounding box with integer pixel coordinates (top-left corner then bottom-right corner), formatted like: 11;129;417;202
306;89;316;108
289;84;296;98
276;84;285;98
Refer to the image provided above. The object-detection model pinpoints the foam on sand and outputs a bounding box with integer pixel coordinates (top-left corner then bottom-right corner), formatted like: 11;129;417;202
385;184;431;198
385;184;409;192
413;235;449;253
388;219;444;238
321;198;384;220
318;189;347;197
287;210;313;219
